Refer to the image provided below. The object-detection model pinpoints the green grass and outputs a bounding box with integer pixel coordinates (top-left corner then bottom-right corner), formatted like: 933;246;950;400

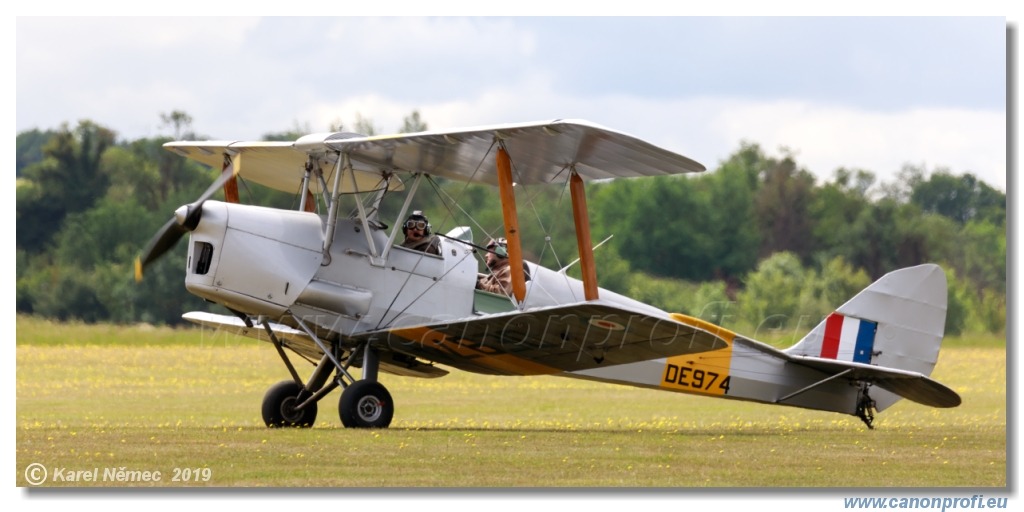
15;314;213;347
15;316;1007;487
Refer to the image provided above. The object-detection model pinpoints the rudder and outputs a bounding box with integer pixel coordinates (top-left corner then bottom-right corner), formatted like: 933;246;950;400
786;264;948;381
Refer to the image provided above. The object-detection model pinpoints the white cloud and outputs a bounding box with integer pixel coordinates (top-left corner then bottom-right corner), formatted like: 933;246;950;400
286;85;1007;190
415;91;1007;190
15;16;1007;191
700;99;1006;189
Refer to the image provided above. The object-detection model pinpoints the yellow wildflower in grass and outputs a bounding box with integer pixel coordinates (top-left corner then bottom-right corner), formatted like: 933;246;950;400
15;330;1006;487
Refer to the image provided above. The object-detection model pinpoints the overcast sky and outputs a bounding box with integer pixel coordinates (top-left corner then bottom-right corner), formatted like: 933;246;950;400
15;16;1009;191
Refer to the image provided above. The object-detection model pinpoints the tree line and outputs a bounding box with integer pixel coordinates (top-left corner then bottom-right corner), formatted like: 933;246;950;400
16;113;1005;336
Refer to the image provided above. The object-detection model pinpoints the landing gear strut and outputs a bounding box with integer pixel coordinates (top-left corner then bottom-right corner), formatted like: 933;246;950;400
260;315;394;429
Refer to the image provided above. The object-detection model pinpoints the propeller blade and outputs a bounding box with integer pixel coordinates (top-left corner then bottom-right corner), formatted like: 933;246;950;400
135;217;189;282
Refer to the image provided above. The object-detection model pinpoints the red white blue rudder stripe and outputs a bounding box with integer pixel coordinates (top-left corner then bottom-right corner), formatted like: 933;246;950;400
819;313;877;364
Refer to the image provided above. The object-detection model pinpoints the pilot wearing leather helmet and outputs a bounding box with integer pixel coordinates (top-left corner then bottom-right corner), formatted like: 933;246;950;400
400;211;441;255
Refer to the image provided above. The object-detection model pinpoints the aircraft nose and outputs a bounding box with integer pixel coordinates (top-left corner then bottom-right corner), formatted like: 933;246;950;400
175;203;205;231
135;167;237;283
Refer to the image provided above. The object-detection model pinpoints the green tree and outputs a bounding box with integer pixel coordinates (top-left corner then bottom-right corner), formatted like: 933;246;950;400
705;144;761;280
625;273;693;314
591;175;716;281
17;121;116;253
976;288;1006;334
160;110;195;140
952;220;1006;294
401;110;428;133
943;266;977;337
14;115;1006;333
263;123;314;142
101;144;162;210
911;170;1005;225
53;198;155;270
15;249;30;311
797;256;872;325
893;207;956;269
23;266;109;323
845;199;902;279
353;113;377;136
738;252;806;331
689;280;734;326
809;168;872;262
754;149;817;262
16;128;55;176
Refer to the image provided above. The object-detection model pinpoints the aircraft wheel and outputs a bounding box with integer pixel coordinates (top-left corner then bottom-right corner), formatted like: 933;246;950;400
339;380;394;428
262;380;317;428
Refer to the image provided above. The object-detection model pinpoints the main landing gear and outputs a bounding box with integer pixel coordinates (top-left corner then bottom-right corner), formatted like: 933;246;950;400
261;377;395;429
258;317;394;429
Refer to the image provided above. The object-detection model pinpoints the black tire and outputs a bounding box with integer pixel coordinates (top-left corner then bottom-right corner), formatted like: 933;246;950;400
262;380;317;428
339;380;394;428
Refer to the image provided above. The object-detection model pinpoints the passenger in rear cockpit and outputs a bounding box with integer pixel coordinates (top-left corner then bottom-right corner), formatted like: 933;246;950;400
400;211;441;255
476;237;513;295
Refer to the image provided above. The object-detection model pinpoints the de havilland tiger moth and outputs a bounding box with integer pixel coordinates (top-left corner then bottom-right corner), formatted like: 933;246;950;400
134;119;960;429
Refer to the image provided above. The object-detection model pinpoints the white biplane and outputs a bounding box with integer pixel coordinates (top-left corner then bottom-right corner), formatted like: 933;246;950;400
136;119;960;429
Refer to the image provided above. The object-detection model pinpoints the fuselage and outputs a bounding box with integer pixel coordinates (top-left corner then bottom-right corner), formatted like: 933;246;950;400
183;201;663;338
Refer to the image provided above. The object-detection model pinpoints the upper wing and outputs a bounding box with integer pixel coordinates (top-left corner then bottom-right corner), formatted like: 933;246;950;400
360;301;729;376
164;140;401;194
165;119;705;192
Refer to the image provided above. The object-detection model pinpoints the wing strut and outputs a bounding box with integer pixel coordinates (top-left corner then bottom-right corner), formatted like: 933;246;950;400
496;147;527;303
222;153;240;203
321;153;347;264
569;170;599;300
299;161;316;212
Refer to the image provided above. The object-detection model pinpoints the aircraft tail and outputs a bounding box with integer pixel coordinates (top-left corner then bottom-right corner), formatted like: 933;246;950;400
557;264;957;427
783;263;957;412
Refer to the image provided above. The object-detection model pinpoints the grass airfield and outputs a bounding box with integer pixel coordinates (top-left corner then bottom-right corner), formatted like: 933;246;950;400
16;316;1006;488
